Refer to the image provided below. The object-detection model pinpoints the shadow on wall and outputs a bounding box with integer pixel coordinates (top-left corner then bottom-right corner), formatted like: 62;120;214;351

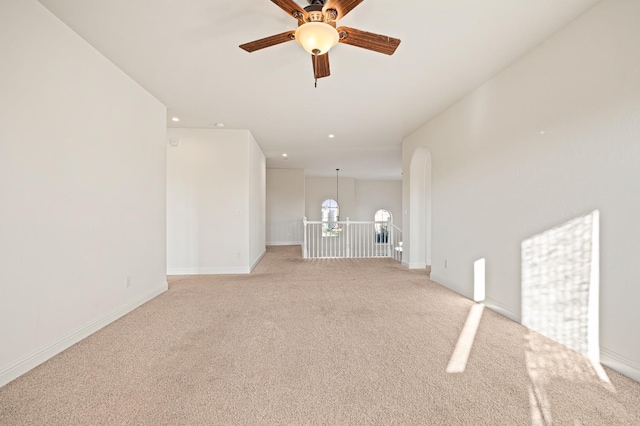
521;210;617;425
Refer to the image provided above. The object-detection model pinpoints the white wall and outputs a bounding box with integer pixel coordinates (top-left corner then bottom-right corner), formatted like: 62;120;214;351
402;0;640;381
167;128;265;274
355;180;403;229
404;149;432;269
248;133;266;268
266;169;305;245
0;0;167;387
305;177;355;221
268;173;400;245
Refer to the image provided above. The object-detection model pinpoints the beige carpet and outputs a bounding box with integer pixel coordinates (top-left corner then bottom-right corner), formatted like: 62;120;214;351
1;246;639;425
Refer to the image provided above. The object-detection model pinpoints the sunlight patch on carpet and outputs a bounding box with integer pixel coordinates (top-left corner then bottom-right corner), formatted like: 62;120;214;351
446;303;485;373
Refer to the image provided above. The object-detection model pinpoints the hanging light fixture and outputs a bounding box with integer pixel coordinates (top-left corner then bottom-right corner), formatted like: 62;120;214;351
294;3;339;56
332;168;342;233
295;22;339;56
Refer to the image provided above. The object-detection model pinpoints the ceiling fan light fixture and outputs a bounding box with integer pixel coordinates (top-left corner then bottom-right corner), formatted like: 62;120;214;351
295;22;339;55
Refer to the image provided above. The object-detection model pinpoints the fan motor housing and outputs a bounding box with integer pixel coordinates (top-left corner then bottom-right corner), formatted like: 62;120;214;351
304;3;337;23
306;9;323;22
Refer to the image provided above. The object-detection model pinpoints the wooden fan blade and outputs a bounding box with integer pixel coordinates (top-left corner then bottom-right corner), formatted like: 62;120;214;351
324;0;364;20
271;0;307;21
312;53;330;79
336;26;401;55
239;31;295;53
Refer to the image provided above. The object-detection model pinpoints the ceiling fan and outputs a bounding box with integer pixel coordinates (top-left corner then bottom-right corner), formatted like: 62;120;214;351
239;0;401;84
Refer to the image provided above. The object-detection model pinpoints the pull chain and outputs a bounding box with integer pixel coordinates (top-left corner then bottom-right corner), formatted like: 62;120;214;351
313;49;320;88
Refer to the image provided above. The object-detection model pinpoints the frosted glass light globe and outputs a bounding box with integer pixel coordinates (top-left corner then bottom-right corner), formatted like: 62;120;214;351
295;22;339;55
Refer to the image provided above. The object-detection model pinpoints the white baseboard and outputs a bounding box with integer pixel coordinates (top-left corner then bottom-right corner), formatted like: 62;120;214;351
484;300;640;383
408;262;427;269
485;296;521;323
266;241;302;246
167;267;250;275
422;272;640;384
429;275;520;322
0;283;168;388
250;249;266;272
600;348;640;383
401;260;410;268
429;273;473;299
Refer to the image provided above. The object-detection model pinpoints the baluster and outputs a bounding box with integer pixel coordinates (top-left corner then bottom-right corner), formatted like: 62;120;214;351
331;222;334;258
365;223;368;257
387;220;392;257
345;219;348;257
321;222;324;258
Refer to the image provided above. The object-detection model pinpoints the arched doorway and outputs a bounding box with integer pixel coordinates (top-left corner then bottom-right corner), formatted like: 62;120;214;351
408;147;431;269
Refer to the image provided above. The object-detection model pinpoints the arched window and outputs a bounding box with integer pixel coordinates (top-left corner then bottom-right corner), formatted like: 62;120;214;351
374;209;391;243
322;199;339;236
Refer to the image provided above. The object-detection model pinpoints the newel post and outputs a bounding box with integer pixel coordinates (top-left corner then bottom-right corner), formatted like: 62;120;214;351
303;217;308;258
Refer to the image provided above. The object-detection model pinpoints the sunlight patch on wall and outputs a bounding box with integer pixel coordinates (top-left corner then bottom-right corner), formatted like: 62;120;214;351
474;258;486;302
522;211;616;425
521;210;600;359
446;303;485;373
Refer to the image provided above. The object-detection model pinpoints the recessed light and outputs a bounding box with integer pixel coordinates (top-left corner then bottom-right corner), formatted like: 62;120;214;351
215;122;225;128
540;130;546;135
328;134;335;138
282;153;288;159
171;117;180;122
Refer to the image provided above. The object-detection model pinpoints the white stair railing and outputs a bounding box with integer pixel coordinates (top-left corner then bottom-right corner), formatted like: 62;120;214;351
391;224;403;262
303;217;401;260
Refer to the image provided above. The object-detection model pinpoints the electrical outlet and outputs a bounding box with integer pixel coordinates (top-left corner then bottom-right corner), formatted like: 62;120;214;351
126;276;131;288
444;260;448;268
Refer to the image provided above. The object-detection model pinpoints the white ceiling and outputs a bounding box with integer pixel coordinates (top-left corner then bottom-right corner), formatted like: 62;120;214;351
38;0;600;180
